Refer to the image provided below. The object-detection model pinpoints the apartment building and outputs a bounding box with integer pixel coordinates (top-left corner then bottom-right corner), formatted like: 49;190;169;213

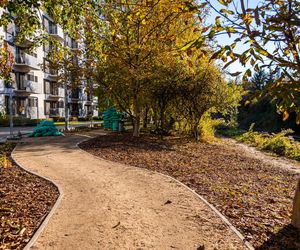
0;11;99;121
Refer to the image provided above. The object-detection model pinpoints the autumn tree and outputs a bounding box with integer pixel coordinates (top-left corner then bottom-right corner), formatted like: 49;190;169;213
198;0;300;230
198;0;300;121
0;40;14;83
174;54;243;140
97;0;203;137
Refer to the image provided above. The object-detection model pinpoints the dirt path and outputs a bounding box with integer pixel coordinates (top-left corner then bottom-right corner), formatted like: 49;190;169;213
220;137;300;174
12;134;247;250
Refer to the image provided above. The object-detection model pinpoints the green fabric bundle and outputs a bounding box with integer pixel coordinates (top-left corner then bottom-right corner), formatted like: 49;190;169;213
29;120;64;137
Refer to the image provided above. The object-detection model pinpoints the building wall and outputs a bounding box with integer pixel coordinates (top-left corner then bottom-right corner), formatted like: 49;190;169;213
0;9;99;122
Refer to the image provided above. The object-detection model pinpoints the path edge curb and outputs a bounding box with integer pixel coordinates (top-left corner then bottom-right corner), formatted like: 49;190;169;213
11;144;64;250
76;135;255;250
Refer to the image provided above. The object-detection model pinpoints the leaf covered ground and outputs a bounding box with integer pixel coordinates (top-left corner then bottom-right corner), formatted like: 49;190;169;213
0;143;59;250
80;133;300;250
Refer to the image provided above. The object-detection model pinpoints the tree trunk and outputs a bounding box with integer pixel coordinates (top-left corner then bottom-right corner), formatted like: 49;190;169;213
133;96;140;137
143;107;148;129
64;82;69;131
193;121;200;141
133;116;140;137
292;178;300;230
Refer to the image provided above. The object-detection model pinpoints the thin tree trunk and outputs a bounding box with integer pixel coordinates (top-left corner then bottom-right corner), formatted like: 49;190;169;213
133;115;140;137
292;178;300;230
133;96;140;137
193;123;200;141
64;82;69;131
143;107;148;129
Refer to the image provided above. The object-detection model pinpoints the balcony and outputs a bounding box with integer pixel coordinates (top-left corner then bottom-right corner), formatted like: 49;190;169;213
44;68;58;80
48;108;59;117
70;110;79;116
15;53;39;71
5;25;34;47
14;80;37;95
71;41;78;50
69;92;80;102
27;107;38;119
5;31;15;44
93;96;98;103
48;25;64;41
45;88;61;100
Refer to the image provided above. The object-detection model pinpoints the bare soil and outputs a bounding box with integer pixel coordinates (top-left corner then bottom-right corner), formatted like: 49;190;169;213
0;143;59;250
80;133;300;250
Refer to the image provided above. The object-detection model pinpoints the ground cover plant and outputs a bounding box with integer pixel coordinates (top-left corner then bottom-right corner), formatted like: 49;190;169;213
80;133;300;249
217;124;300;162
0;143;59;249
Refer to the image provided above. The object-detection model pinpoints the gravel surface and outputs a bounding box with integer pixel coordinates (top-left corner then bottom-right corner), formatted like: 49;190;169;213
12;134;247;250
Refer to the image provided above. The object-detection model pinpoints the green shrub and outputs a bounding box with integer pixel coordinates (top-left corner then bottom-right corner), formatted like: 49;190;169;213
215;123;245;138
69;116;78;122
236;124;267;146
260;129;300;159
199;114;224;141
78;117;89;122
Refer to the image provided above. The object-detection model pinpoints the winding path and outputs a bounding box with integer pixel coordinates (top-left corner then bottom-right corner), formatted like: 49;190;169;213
13;134;247;250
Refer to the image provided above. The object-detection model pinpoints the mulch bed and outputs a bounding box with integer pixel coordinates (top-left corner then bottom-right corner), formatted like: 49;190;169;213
80;133;300;250
0;143;59;250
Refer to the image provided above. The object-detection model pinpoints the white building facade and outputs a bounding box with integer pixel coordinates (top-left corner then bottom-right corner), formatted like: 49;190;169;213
0;11;99;121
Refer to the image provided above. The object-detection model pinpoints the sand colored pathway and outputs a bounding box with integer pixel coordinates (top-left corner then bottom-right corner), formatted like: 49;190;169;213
13;134;247;250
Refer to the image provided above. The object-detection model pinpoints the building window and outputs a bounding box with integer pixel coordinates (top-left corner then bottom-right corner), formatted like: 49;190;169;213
59;100;64;108
27;74;38;82
28;98;38;107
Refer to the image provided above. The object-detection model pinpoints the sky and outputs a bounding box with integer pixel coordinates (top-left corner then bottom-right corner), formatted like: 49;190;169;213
204;0;263;76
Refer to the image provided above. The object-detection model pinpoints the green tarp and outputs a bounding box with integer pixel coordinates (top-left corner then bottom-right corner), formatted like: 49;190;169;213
29;120;64;137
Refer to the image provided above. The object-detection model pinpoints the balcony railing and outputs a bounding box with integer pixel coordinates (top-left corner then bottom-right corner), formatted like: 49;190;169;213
71;41;78;49
46;88;59;96
71;93;80;99
48;25;57;34
49;108;59;116
16;80;37;93
15;53;38;69
48;25;64;40
70;110;79;116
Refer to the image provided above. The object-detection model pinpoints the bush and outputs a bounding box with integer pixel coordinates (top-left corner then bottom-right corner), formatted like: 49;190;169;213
230;125;300;161
92;116;100;121
0;143;14;168
215;123;245;138
199;113;219;141
69;116;78;122
78;117;89;122
237;124;267;146
260;129;300;159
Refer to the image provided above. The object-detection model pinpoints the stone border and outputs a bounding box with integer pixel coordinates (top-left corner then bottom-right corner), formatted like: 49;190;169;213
76;135;255;250
10;144;64;250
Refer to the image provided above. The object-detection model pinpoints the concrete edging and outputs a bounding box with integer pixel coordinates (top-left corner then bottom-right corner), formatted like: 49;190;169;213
11;144;64;250
76;134;255;250
10;133;255;250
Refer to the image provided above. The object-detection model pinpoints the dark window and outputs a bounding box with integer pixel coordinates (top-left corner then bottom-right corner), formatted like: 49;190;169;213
27;74;38;82
28;98;37;107
58;100;64;108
